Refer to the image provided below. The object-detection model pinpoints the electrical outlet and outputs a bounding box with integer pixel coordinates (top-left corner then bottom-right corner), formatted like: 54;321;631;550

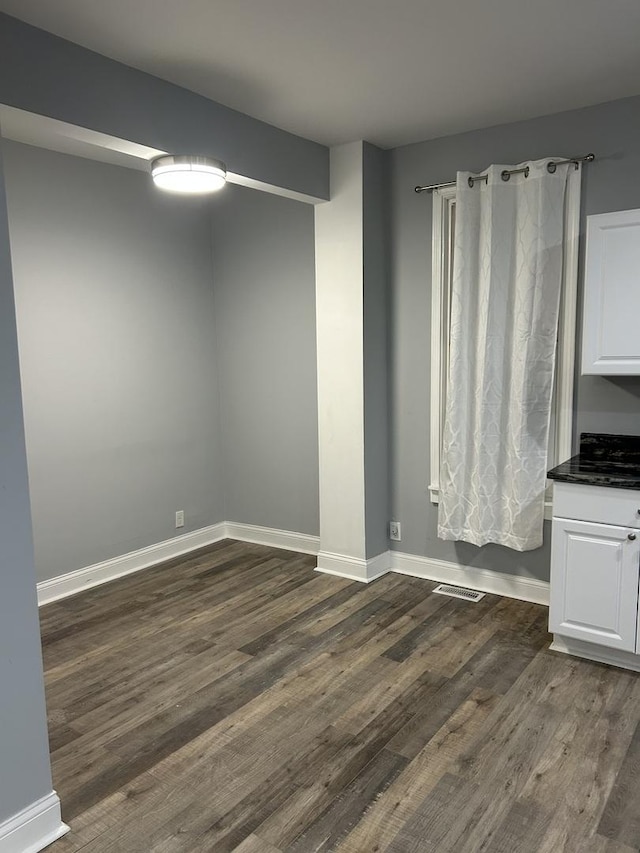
389;521;401;541
175;510;185;529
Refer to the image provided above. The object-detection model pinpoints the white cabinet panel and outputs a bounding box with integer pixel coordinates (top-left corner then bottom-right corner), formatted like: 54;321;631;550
552;482;640;529
582;208;640;375
549;518;640;651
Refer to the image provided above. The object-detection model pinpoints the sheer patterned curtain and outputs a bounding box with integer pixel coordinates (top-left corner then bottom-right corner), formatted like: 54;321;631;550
437;159;569;551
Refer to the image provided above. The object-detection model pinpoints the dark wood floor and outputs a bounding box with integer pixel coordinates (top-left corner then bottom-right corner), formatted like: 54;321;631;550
41;540;640;853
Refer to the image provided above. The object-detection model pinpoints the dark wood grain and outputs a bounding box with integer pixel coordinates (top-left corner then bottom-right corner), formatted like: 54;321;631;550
39;539;640;853
287;747;408;853
598;718;640;847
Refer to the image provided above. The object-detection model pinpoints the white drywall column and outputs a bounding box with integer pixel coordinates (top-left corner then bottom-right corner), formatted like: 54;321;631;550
0;135;67;850
315;141;389;581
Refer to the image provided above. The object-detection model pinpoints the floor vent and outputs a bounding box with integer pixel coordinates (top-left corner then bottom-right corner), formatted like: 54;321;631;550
432;584;485;602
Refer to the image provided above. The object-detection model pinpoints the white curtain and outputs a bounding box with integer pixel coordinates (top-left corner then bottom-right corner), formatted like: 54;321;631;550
437;159;569;551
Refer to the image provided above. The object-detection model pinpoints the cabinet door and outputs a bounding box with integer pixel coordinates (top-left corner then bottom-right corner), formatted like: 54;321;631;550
582;208;640;375
549;518;640;651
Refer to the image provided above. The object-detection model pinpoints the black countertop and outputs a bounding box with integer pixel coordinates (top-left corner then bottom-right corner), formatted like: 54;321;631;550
547;433;640;490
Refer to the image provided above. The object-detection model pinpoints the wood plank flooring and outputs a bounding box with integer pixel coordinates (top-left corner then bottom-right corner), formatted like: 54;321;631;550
40;540;640;852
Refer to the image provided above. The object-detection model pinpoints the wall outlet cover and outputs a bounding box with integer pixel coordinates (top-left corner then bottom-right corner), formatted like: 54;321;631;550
175;510;185;528
389;521;401;541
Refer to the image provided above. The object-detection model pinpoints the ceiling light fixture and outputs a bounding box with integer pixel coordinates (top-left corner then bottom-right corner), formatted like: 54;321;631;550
150;155;227;194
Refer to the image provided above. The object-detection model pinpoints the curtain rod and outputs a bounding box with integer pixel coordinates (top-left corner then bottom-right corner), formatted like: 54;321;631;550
414;153;595;194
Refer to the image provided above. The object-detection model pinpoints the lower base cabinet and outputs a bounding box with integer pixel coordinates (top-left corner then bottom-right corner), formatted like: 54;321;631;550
549;518;640;652
549;482;640;665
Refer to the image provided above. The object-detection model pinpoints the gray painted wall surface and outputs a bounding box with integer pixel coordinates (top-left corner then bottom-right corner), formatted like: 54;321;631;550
389;95;640;581
4;141;225;582
363;142;390;559
0;13;329;201
0;137;54;822
211;185;319;535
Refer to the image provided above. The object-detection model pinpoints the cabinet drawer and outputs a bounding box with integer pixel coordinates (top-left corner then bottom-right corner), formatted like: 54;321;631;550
552;481;640;528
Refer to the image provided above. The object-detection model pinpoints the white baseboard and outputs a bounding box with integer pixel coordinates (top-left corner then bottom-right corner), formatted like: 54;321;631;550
0;791;68;853
37;523;549;609
390;551;550;606
315;550;391;583
367;550;393;580
224;522;320;555
37;522;320;606
315;548;549;606
37;523;227;606
550;635;640;672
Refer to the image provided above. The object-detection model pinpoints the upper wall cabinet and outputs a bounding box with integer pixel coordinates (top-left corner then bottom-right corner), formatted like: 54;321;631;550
582;208;640;375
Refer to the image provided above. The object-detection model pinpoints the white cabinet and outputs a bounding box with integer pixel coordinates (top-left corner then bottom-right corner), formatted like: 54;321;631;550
582;208;640;375
549;518;639;651
549;482;640;666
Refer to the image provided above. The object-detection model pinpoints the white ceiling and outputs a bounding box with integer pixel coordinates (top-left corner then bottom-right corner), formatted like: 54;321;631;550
1;0;640;149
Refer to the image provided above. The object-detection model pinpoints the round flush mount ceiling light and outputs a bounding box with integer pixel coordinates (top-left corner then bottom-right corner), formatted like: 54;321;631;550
150;155;227;194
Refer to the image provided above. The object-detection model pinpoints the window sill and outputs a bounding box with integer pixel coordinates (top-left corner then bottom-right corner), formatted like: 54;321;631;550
428;486;553;522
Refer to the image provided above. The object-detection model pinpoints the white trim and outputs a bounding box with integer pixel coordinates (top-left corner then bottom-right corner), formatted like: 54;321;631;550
0;791;68;853
37;522;321;606
315;549;548;604
37;523;227;605
430;486;554;522
553;164;581;467
36;523;550;608
390;551;549;605
367;550;393;579
224;522;320;555
315;550;391;583
429;185;456;504
550;634;640;673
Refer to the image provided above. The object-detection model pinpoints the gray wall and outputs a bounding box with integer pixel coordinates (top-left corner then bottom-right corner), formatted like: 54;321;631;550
0;14;324;833
363;142;390;558
0;13;328;202
0;137;54;823
211;185;319;535
389;95;640;581
4;141;225;581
